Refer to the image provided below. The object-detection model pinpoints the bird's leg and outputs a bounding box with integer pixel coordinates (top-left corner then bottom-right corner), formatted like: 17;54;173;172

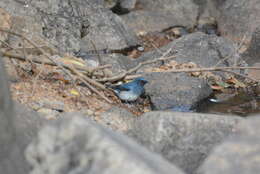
122;100;136;108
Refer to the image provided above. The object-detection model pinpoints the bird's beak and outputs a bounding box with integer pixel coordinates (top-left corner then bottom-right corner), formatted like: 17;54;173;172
143;80;148;84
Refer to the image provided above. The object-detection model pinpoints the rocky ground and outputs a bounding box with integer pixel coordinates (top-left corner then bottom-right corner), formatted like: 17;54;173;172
1;0;260;174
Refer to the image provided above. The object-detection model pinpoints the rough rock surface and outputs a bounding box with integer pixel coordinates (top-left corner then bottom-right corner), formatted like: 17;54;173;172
119;0;137;11
0;54;14;161
128;111;242;174
144;72;212;110
242;26;260;65
0;56;46;174
98;106;135;132
0;0;138;53
198;116;260;174
121;0;198;33
138;32;242;69
207;0;260;43
26;113;185;174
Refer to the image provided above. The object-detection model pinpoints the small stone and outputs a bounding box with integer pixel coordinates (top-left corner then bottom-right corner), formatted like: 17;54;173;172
137;46;145;51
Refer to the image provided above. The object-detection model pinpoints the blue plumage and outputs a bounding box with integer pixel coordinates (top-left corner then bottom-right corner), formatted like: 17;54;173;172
111;77;148;101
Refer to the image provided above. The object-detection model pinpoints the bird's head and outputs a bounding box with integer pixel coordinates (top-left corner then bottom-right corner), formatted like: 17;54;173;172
134;77;148;86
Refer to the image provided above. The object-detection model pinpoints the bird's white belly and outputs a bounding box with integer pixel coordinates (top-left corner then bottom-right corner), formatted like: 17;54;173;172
118;91;139;101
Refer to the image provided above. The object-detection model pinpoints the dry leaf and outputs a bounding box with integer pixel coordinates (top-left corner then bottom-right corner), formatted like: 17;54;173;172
216;81;231;88
227;77;246;88
70;89;80;96
61;56;85;67
210;85;224;90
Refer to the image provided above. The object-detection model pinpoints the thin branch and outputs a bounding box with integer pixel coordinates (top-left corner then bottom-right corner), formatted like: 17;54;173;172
2;51;111;74
163;66;260;72
98;54;177;82
0;28;112;103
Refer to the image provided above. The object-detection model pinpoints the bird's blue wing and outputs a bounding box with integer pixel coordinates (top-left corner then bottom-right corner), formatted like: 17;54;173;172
111;84;131;91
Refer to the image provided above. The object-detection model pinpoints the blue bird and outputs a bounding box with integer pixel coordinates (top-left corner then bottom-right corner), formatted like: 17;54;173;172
111;77;148;102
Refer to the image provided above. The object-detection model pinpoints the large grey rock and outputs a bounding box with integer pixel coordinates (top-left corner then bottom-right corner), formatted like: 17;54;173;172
128;111;242;174
2;103;46;174
79;5;138;51
121;0;198;33
0;0;138;53
26;113;185;174
144;72;212;110
207;0;260;43
198;116;260;174
137;33;243;110
0;56;46;174
138;32;241;69
0;54;14;161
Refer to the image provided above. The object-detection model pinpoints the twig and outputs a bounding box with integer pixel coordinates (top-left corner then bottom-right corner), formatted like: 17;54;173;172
124;67;260;83
2;51;111;74
163;66;260;72
214;33;248;68
160;66;260;83
98;54;177;82
0;28;112;103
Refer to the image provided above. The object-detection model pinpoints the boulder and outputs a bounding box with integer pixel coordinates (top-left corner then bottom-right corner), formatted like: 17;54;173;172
144;72;212;110
138;32;242;69
26;113;185;174
207;0;260;43
128;111;242;174
0;0;138;53
0;54;14;161
121;0;198;33
0;56;46;174
198;116;260;174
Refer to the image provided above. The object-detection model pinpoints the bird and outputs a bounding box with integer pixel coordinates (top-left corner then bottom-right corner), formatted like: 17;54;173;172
110;77;148;102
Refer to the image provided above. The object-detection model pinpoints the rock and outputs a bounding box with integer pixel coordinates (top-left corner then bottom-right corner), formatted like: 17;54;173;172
207;0;260;43
242;26;260;65
128;111;242;174
121;0;198;33
79;5;138;51
0;56;46;174
0;54;14;160
0;0;138;53
6;103;46;174
12;103;47;156
138;32;242;69
137;33;242;110
26;113;185;174
76;52;136;74
98;106;135;132
144;72;212;110
119;0;137;11
198;116;260;174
